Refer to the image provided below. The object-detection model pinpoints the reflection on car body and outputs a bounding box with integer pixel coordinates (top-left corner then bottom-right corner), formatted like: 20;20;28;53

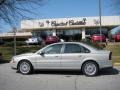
10;42;113;76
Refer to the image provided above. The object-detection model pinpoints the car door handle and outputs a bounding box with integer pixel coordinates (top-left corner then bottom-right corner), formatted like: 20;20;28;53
55;56;59;58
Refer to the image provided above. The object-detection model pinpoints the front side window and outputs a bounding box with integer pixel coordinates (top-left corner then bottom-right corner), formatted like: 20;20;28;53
42;44;62;54
64;44;81;53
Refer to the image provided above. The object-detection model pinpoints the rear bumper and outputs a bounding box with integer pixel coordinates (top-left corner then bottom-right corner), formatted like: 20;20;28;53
98;60;113;69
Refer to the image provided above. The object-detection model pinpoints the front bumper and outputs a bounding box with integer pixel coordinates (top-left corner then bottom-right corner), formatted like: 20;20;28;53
10;60;17;69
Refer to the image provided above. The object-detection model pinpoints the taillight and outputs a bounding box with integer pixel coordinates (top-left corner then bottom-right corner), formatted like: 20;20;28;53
109;52;112;60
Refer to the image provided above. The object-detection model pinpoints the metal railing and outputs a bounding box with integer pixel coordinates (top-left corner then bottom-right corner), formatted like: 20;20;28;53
0;32;32;37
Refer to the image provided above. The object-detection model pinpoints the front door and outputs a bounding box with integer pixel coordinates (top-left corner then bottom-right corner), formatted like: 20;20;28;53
35;44;63;69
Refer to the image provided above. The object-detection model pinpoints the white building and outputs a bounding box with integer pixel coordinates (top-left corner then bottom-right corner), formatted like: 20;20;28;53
1;16;120;41
21;16;120;41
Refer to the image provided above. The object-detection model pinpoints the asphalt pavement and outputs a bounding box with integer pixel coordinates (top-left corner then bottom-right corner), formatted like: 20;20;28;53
0;63;120;90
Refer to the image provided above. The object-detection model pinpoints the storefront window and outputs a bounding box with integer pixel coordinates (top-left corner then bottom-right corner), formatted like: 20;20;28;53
32;30;53;39
57;29;82;41
85;28;108;37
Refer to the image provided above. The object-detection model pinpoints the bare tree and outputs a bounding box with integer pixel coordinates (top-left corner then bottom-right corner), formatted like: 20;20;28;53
0;0;45;26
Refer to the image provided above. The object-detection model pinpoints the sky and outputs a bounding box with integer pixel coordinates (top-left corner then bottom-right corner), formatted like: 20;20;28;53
0;0;118;33
31;0;116;19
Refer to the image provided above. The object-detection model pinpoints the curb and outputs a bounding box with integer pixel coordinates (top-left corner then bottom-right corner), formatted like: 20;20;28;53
114;63;120;66
0;60;10;63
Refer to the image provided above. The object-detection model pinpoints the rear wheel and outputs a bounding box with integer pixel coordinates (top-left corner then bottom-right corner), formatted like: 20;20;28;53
82;61;99;76
18;61;32;75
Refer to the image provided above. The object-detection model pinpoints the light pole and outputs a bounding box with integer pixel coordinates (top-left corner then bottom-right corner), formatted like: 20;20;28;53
13;27;17;56
99;0;102;43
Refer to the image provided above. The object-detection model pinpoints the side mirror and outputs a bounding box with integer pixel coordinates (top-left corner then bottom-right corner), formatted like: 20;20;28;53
39;52;45;56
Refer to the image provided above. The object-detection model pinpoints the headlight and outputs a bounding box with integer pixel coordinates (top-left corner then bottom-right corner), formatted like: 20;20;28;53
10;57;16;63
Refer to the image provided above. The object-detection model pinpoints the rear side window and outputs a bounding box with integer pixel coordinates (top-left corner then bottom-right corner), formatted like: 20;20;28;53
81;46;90;53
64;44;81;53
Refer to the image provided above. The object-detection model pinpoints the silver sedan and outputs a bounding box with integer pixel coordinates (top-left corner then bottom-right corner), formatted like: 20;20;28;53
10;42;113;76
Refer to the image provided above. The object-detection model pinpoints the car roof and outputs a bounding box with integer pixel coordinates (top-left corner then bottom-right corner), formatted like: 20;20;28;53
50;42;99;51
51;42;81;44
36;42;99;54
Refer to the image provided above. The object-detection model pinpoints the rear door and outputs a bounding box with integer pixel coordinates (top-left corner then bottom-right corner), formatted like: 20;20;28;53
61;43;88;69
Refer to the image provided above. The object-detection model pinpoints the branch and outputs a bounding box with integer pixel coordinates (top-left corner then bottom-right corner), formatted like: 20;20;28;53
0;0;45;26
0;0;6;5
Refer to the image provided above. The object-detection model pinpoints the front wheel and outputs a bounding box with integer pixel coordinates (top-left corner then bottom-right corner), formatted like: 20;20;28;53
82;61;99;76
18;61;32;75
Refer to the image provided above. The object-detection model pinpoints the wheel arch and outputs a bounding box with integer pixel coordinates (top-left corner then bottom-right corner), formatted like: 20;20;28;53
17;59;34;70
81;60;99;70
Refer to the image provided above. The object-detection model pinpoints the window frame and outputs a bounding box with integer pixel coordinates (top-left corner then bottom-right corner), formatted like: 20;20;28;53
63;43;90;54
41;44;63;54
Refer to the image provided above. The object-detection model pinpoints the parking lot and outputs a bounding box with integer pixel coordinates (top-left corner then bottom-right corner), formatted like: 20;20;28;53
0;63;120;90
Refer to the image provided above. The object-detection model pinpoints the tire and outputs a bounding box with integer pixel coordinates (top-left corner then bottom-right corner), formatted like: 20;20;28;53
82;61;99;76
18;60;32;75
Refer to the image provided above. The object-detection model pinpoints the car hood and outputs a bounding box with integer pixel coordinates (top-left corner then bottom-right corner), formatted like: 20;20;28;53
14;53;34;58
